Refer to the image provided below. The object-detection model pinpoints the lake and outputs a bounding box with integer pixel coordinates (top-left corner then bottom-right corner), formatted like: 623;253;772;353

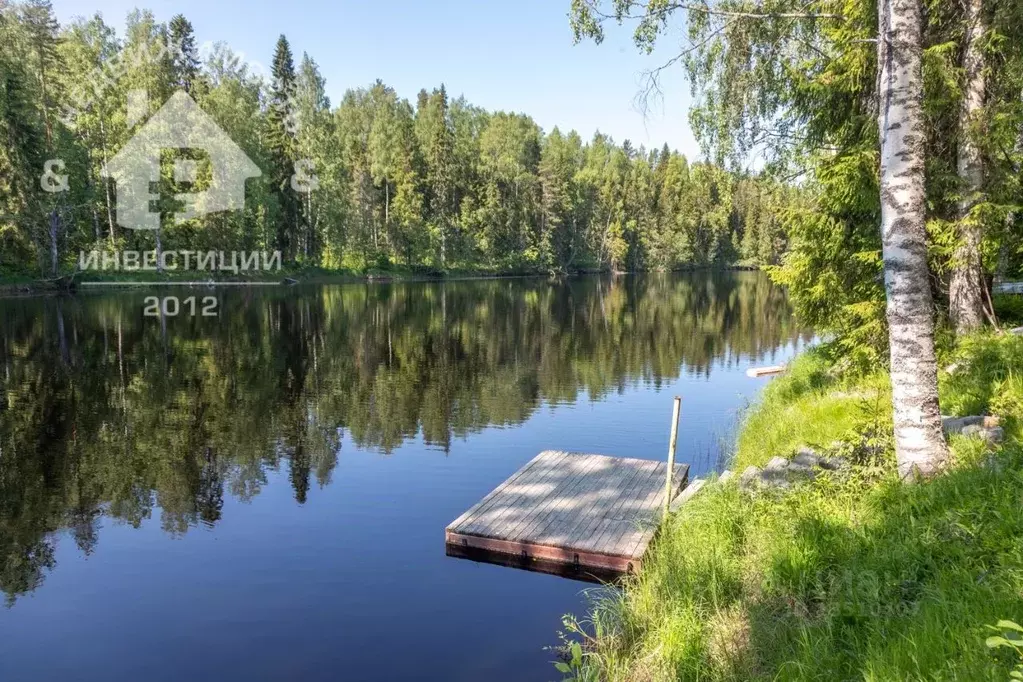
0;272;807;681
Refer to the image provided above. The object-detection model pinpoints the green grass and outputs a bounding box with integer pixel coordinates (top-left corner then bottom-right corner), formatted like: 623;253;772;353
563;334;1023;681
733;349;890;470
994;294;1023;327
940;333;1023;424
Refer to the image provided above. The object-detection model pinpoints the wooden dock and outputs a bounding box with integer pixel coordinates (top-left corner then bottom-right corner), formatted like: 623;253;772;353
445;451;689;575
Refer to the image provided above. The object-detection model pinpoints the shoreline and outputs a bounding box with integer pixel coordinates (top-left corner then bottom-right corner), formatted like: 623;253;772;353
564;328;1023;681
0;264;763;299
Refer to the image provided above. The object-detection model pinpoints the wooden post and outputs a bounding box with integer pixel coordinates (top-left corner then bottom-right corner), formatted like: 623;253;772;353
664;396;682;515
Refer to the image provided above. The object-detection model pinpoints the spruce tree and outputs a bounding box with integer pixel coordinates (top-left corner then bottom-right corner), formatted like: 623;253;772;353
0;59;45;271
420;85;455;264
168;14;201;94
267;34;300;259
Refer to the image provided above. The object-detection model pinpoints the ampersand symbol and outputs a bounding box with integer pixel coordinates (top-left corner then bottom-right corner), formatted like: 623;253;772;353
40;159;69;193
291;159;319;193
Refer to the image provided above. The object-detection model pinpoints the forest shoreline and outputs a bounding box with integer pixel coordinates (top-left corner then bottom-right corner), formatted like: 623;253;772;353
0;264;762;298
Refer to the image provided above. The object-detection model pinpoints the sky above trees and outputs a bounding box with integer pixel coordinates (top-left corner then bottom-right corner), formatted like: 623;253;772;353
49;0;701;157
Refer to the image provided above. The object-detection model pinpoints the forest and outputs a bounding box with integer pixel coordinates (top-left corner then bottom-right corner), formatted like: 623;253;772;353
0;1;791;279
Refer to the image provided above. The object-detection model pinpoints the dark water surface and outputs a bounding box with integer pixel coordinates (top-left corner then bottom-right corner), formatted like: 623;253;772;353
0;272;807;681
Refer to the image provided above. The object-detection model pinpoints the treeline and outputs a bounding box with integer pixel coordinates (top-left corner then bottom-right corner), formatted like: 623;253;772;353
0;2;791;278
572;0;1023;478
0;273;806;602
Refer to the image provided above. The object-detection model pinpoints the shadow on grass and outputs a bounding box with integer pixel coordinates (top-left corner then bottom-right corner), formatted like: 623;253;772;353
741;451;1023;680
579;446;1023;681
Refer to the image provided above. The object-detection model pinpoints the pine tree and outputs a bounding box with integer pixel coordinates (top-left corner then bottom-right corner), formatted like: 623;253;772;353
20;0;59;145
20;0;64;275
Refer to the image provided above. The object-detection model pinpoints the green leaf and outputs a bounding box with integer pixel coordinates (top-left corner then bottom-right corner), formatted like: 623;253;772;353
987;635;1013;649
1004;631;1023;645
554;662;571;674
997;620;1023;633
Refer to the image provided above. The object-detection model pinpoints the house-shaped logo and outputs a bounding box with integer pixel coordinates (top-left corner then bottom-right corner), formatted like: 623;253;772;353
102;90;261;231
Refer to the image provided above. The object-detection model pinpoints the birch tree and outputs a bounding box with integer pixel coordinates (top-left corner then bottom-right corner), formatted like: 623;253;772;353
876;0;948;476
570;0;949;476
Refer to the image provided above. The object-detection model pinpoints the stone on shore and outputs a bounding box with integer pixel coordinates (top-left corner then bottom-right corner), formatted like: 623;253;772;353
739;465;762;489
942;415;985;435
962;424;1005;444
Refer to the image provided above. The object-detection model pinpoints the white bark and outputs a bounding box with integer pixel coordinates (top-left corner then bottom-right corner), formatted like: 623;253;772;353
877;0;949;479
155;228;164;274
48;210;60;276
949;0;987;333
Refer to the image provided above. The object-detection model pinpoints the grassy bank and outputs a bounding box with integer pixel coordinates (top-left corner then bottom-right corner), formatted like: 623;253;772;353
562;331;1023;681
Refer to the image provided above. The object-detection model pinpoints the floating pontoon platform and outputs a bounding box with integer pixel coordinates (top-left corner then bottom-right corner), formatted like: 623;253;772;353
445;450;688;575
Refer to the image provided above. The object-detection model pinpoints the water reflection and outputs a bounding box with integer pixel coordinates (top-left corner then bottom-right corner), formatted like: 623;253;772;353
0;272;806;604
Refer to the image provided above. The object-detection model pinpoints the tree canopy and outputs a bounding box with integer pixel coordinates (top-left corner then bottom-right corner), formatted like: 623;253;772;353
0;2;792;279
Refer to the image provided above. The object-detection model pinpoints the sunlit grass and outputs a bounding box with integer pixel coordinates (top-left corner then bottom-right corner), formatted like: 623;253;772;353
733;347;890;470
566;334;1023;681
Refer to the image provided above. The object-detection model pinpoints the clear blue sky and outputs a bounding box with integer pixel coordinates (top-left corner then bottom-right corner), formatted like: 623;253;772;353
52;0;700;158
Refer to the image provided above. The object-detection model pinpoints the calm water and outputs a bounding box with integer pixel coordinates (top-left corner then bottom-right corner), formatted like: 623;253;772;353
0;272;807;681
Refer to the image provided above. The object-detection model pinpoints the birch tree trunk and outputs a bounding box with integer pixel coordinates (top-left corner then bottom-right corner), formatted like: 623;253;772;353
48;210;60;277
949;0;987;333
877;0;949;479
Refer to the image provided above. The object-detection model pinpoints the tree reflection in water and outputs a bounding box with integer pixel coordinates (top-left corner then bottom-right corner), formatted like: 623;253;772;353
0;272;807;604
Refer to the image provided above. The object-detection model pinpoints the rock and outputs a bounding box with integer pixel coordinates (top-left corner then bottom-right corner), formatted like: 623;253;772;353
718;470;734;484
944;362;961;375
739;465;762;489
821;456;850;471
787;459;814;474
984;416;1001;428
1009;326;1023;336
792;447;825;470
760;457;796;488
962;424;1005;444
738;449;854;495
942;415;985;435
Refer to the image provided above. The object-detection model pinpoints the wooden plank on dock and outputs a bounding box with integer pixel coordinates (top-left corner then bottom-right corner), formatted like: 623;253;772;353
445;451;689;575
